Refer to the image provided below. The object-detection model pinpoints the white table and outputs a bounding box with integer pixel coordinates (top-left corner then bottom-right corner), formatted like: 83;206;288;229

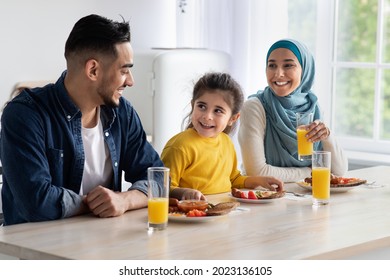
0;166;389;259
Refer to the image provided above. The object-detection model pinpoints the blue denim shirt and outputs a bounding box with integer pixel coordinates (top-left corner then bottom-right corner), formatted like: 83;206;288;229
0;71;163;225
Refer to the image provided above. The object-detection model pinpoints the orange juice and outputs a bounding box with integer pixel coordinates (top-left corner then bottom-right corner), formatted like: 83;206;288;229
297;128;313;158
148;198;168;224
312;167;330;200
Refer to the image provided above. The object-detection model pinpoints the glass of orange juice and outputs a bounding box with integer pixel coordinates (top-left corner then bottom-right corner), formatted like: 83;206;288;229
312;151;331;206
296;112;314;161
147;167;170;231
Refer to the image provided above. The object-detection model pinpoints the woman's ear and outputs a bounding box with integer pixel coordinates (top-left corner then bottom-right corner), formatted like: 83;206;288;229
228;113;240;126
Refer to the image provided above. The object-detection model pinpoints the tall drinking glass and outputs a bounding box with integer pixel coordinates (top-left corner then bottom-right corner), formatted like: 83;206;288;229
312;151;331;206
296;112;314;161
147;167;170;231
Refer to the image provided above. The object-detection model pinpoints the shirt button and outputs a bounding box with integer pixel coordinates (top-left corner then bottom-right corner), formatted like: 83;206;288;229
67;115;71;120
105;132;109;137
114;162;118;167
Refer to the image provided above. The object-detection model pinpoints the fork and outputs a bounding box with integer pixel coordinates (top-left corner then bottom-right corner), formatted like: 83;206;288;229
286;191;306;197
363;181;386;188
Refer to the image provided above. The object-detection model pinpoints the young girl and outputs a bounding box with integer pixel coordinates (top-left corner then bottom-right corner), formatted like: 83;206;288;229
161;72;284;200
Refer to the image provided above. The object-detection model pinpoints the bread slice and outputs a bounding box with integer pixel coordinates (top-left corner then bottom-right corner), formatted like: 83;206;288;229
206;202;240;216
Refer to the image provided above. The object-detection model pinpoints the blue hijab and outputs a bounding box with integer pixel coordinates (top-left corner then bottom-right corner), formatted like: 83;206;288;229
251;39;322;167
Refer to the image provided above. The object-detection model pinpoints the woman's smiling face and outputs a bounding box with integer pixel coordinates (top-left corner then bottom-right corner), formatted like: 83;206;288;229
266;48;302;97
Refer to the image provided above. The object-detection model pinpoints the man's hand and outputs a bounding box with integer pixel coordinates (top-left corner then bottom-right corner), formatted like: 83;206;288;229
85;186;147;218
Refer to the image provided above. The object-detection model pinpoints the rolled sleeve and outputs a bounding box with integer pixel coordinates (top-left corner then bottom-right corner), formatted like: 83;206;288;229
61;189;84;218
129;180;161;197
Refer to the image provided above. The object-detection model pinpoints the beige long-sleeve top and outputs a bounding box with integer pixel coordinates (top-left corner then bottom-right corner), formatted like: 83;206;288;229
238;98;348;182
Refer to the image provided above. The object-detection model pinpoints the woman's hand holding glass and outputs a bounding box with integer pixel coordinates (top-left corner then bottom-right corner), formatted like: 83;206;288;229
305;120;330;143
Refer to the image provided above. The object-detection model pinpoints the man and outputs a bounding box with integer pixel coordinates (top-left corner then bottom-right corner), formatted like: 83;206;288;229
0;14;163;225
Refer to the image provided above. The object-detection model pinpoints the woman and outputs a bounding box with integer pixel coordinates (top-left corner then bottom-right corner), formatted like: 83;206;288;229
238;39;348;182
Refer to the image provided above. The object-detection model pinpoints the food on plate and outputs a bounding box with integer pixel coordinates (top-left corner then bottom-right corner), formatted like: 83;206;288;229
177;200;209;212
169;198;179;206
186;209;207;217
247;190;257;199
168;199;239;217
231;188;285;200
206;202;240;216
168;198;180;213
304;174;367;187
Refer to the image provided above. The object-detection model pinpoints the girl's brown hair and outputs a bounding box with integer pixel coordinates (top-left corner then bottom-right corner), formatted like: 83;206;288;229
184;72;244;135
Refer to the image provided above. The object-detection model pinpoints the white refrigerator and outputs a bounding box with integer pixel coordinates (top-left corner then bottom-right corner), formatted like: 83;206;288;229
124;48;231;155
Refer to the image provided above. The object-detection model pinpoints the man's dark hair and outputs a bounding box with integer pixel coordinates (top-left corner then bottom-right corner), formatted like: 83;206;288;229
64;14;131;60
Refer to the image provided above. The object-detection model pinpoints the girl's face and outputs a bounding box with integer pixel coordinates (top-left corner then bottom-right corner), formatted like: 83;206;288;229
266;48;302;97
191;91;239;138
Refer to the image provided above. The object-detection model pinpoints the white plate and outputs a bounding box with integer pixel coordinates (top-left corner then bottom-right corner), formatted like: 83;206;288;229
229;194;282;204
296;181;360;193
168;213;227;223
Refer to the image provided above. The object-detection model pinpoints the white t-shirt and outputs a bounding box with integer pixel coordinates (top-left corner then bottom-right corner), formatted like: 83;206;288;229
80;109;112;195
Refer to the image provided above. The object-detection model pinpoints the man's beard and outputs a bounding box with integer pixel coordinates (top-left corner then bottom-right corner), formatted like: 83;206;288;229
97;87;120;108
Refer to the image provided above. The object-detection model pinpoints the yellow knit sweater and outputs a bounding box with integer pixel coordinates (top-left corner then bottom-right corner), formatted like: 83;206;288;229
161;128;247;194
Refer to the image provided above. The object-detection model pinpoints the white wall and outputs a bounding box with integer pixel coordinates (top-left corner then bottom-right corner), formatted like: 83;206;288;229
0;0;291;108
0;0;177;108
0;0;291;166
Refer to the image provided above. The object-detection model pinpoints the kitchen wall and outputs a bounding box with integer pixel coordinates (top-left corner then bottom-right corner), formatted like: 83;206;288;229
0;0;177;108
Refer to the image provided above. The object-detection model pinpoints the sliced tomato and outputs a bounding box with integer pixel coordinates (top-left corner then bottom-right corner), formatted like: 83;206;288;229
186;209;206;217
196;210;206;217
240;191;248;199
186;211;196;217
338;177;356;184
248;190;257;199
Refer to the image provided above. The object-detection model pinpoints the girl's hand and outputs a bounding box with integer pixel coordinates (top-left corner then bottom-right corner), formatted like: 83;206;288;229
250;176;284;192
306;120;330;142
181;189;206;200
